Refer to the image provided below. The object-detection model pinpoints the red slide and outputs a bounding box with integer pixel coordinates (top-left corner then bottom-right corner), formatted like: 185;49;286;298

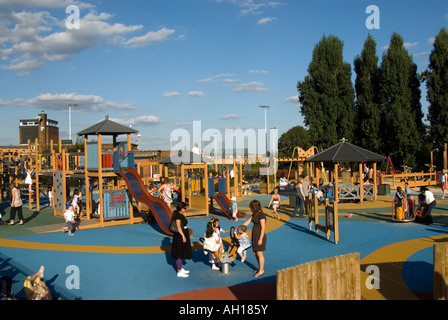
118;168;173;236
213;192;246;219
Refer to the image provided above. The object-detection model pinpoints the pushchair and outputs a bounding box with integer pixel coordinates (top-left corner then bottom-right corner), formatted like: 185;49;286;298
317;184;334;205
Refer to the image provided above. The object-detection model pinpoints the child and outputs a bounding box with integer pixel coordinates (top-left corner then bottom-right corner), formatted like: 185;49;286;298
395;200;404;220
62;205;75;236
24;162;33;193
234;225;251;263
203;221;223;270
230;197;238;221
72;189;81;218
415;193;427;223
268;188;281;220
47;187;52;207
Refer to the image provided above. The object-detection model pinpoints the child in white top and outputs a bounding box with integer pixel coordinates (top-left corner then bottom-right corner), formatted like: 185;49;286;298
203;220;223;270
63;205;75;236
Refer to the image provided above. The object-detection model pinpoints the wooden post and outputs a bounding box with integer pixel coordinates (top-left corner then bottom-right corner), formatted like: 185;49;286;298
334;163;338;203
98;135;104;227
84;136;91;220
359;163;363;204
373;162;377;201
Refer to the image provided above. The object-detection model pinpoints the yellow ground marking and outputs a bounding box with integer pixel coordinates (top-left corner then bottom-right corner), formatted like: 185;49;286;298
360;234;448;300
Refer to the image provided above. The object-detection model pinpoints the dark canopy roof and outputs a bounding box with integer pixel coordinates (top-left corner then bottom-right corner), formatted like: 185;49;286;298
306;140;386;163
77;115;139;137
159;150;214;165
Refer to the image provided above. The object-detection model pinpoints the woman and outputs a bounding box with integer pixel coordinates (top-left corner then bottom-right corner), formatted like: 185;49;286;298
8;184;24;225
170;202;192;277
243;199;267;278
293;178;305;218
420;187;436;225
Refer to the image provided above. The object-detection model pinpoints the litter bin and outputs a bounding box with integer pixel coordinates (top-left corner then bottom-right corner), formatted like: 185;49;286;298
378;184;390;195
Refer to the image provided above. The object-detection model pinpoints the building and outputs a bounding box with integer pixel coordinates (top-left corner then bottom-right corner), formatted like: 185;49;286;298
19;111;59;151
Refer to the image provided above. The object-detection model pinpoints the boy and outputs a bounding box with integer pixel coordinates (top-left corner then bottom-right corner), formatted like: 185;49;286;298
63;205;76;236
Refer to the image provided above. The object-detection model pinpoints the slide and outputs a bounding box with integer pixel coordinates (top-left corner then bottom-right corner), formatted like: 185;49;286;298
213;192;246;219
118;168;173;236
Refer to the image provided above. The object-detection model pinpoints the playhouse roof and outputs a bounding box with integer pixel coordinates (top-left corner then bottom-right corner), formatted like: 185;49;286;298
306;139;386;163
77;115;139;137
159;150;214;165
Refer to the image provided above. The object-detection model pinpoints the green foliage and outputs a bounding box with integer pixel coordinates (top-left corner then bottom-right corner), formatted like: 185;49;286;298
277;126;311;158
425;28;448;151
298;35;355;150
353;34;381;152
378;33;424;168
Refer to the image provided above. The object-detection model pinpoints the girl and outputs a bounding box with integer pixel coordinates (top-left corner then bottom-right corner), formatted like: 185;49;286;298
268;188;281;219
203;220;223;270
24;162;33;193
231;196;238;221
158;178;174;207
72;189;81;218
170;202;192;277
442;169;448;199
243;200;267;278
234;225;251;263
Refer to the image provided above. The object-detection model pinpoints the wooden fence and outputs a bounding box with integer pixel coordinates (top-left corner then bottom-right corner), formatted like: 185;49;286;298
434;242;448;300
277;252;360;300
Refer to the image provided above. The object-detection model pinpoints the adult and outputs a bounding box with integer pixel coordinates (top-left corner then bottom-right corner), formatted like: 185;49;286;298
420;187;436;225
8;184;23;225
292;178;305;218
243;200;267;278
171;202;192;277
441;169;448;199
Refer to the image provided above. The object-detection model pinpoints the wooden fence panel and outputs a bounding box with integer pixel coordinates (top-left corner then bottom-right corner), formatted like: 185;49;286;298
434;243;448;300
277;252;360;300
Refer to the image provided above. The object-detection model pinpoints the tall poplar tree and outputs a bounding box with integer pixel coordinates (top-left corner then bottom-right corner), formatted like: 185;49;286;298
379;32;424;168
298;35;355;150
354;34;381;152
425;28;448;149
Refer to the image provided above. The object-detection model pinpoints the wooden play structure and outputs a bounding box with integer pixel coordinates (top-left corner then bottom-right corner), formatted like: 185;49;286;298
306;195;339;244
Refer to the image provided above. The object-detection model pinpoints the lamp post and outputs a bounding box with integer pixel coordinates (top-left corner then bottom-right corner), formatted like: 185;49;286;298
64;103;78;142
259;105;270;156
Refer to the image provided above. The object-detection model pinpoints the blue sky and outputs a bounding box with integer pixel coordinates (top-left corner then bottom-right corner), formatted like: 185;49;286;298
0;0;447;151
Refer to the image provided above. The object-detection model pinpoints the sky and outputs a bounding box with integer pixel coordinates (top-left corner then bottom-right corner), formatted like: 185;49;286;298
0;0;447;152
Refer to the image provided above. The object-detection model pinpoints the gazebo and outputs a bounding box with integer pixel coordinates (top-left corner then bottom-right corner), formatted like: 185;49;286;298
306;139;386;203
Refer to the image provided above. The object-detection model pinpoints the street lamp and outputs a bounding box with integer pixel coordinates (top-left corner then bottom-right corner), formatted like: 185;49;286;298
64;103;78;142
259;105;270;156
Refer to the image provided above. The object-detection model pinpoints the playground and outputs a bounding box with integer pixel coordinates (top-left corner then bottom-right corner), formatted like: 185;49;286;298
1;118;448;301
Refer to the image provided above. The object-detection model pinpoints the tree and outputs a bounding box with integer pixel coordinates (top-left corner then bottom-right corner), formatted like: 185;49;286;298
424;28;448;152
378;32;424;168
277;126;311;158
354;34;381;152
298;35;355;150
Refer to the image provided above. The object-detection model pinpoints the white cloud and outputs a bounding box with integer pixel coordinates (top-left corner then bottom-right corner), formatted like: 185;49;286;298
111;115;163;126
188;91;205;97
403;41;418;49
196;73;236;83
0;5;175;74
2;92;139;112
220;114;244;120
163;92;181;98
428;37;435;45
283;95;299;104
233;81;269;92
249;69;269;74
123;27;175;48
215;0;282;16
257;17;276;25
